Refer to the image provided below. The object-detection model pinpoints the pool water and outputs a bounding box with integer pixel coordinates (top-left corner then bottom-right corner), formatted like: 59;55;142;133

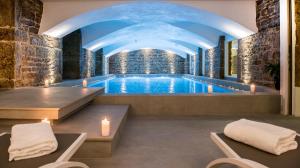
88;76;234;94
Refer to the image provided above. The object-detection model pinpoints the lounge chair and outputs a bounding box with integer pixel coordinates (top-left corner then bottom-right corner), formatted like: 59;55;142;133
0;132;89;168
207;132;300;168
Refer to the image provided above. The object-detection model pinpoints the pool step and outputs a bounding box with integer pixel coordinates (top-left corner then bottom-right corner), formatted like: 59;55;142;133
52;104;129;158
0;87;104;122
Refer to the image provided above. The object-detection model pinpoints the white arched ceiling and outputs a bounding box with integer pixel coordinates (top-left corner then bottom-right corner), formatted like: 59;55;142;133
42;2;255;39
104;39;197;58
40;0;257;35
41;1;256;57
81;20;134;45
82;22;216;52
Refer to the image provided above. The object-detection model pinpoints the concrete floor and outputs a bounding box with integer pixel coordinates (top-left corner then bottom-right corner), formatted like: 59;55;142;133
73;116;300;168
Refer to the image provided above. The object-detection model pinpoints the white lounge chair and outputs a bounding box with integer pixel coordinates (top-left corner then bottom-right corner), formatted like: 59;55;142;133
207;132;300;168
0;132;89;168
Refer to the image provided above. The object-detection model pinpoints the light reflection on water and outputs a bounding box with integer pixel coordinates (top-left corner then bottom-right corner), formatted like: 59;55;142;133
89;76;234;94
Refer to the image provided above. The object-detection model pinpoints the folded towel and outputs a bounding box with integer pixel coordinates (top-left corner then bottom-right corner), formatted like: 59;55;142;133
8;122;58;161
224;119;298;155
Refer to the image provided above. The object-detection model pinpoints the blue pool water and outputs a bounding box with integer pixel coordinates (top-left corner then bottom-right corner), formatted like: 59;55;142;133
89;76;234;94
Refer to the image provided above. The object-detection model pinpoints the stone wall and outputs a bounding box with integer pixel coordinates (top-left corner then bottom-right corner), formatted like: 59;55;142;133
198;48;203;76
109;49;185;74
184;54;190;74
256;0;280;32
62;29;102;79
95;49;103;76
81;49;95;78
62;30;81;79
295;0;300;87
204;36;225;79
15;34;62;86
237;27;280;85
0;0;62;87
237;0;280;86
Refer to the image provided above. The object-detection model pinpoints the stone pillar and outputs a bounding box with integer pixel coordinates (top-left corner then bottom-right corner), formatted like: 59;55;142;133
103;55;109;75
184;54;190;74
62;29;97;79
81;49;95;78
0;0;62;88
204;36;225;79
219;36;225;79
198;48;203;76
95;48;103;76
62;30;82;79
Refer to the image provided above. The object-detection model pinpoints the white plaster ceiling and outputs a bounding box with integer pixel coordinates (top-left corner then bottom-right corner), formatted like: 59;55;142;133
42;2;255;57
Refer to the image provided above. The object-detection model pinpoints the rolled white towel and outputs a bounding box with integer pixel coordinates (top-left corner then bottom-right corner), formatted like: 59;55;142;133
8;122;58;161
224;119;298;155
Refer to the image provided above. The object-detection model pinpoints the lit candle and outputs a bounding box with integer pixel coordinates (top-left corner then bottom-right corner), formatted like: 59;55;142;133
250;84;256;94
82;79;87;88
208;85;213;94
41;118;50;124
101;117;110;137
44;80;49;88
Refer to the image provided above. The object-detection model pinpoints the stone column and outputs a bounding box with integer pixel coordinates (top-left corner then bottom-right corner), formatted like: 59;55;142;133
204;36;225;79
62;29;82;79
219;36;225;79
95;48;103;76
103;55;109;75
81;49;95;78
184;54;190;74
198;47;203;76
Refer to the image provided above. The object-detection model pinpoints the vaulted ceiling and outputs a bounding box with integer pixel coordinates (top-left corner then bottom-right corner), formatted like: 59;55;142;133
42;2;255;57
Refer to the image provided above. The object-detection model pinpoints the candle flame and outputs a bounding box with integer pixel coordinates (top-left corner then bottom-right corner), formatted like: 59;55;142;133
41;118;50;123
44;80;49;87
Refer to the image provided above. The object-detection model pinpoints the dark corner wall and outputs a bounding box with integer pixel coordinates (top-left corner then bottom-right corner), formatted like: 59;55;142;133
0;0;62;88
109;49;185;74
295;0;300;87
237;0;280;86
62;29;104;79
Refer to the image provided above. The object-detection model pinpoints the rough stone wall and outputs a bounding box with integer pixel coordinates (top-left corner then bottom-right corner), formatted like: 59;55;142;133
198;48;203;76
62;29;98;79
109;49;185;74
205;36;225;79
237;27;280;85
237;0;280;86
81;49;95;78
256;0;280;32
62;30;82;79
0;0;62;87
184;54;190;74
15;34;62;86
295;0;300;87
95;49;103;76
